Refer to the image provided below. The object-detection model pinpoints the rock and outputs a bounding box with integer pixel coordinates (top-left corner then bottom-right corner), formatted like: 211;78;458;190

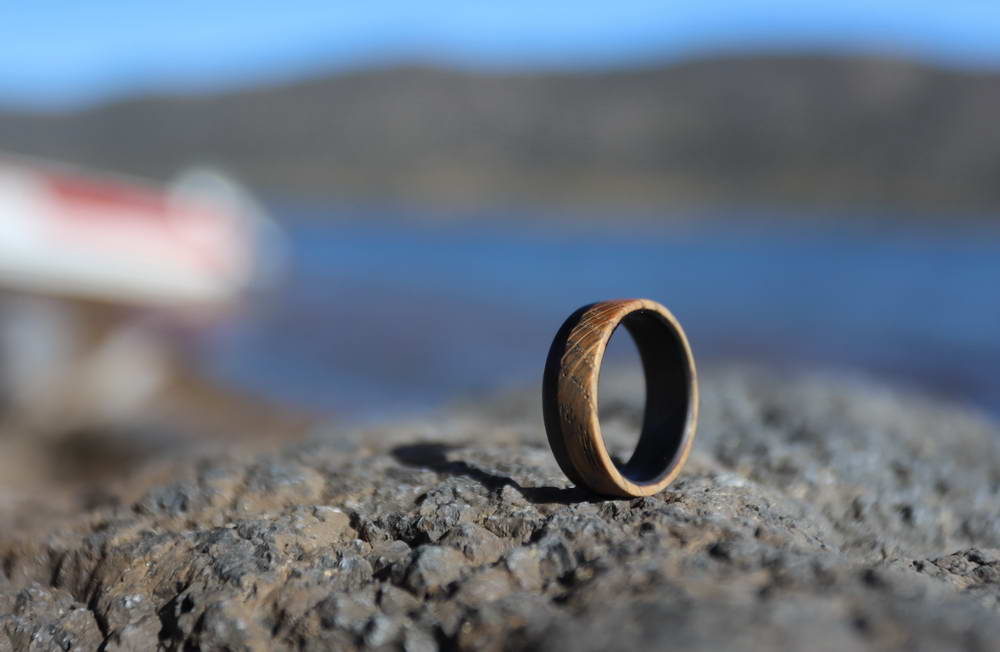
454;569;514;606
440;524;506;566
1;367;1000;651
403;546;467;597
0;584;103;652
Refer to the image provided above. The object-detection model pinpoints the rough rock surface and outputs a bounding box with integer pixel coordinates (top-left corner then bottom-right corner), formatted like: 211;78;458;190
2;368;1000;651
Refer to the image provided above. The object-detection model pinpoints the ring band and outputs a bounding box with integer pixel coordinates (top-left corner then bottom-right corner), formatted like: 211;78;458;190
542;299;698;497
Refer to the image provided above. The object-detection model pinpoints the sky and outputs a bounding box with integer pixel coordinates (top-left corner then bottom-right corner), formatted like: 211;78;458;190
3;0;1000;108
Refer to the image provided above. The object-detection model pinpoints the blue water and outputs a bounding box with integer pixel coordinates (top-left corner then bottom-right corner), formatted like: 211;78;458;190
207;206;1000;421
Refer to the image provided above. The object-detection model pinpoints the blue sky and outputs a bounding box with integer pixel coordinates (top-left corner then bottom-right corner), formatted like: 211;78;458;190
4;1;1000;108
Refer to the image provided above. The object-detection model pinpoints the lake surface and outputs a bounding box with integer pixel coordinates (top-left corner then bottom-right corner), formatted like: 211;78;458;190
205;205;1000;422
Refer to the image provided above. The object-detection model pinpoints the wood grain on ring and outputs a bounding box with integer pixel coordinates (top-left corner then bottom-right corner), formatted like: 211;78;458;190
542;299;698;497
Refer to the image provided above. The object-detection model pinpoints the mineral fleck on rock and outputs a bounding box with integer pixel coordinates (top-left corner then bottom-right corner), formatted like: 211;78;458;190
1;369;999;651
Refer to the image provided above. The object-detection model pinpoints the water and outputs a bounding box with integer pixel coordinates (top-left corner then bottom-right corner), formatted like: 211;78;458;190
206;205;1000;422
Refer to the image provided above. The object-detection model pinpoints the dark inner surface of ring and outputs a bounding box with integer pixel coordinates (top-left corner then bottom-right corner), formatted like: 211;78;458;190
614;309;693;485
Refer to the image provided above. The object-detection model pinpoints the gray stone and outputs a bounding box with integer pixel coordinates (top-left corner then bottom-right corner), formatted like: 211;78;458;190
1;367;1000;650
440;523;506;566
403;546;467;596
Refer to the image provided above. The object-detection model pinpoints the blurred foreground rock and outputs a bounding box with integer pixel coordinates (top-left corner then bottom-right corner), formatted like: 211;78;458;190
2;368;999;651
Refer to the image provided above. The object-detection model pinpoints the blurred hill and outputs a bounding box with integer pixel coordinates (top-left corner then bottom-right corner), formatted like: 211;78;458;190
1;54;999;212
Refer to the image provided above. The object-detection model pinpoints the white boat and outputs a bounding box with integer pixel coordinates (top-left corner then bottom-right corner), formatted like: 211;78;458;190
0;156;280;310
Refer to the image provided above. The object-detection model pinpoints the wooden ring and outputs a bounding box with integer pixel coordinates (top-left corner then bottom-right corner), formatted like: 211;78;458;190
543;299;698;497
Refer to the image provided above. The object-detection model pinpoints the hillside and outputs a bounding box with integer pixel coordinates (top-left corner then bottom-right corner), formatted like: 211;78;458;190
1;55;999;210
